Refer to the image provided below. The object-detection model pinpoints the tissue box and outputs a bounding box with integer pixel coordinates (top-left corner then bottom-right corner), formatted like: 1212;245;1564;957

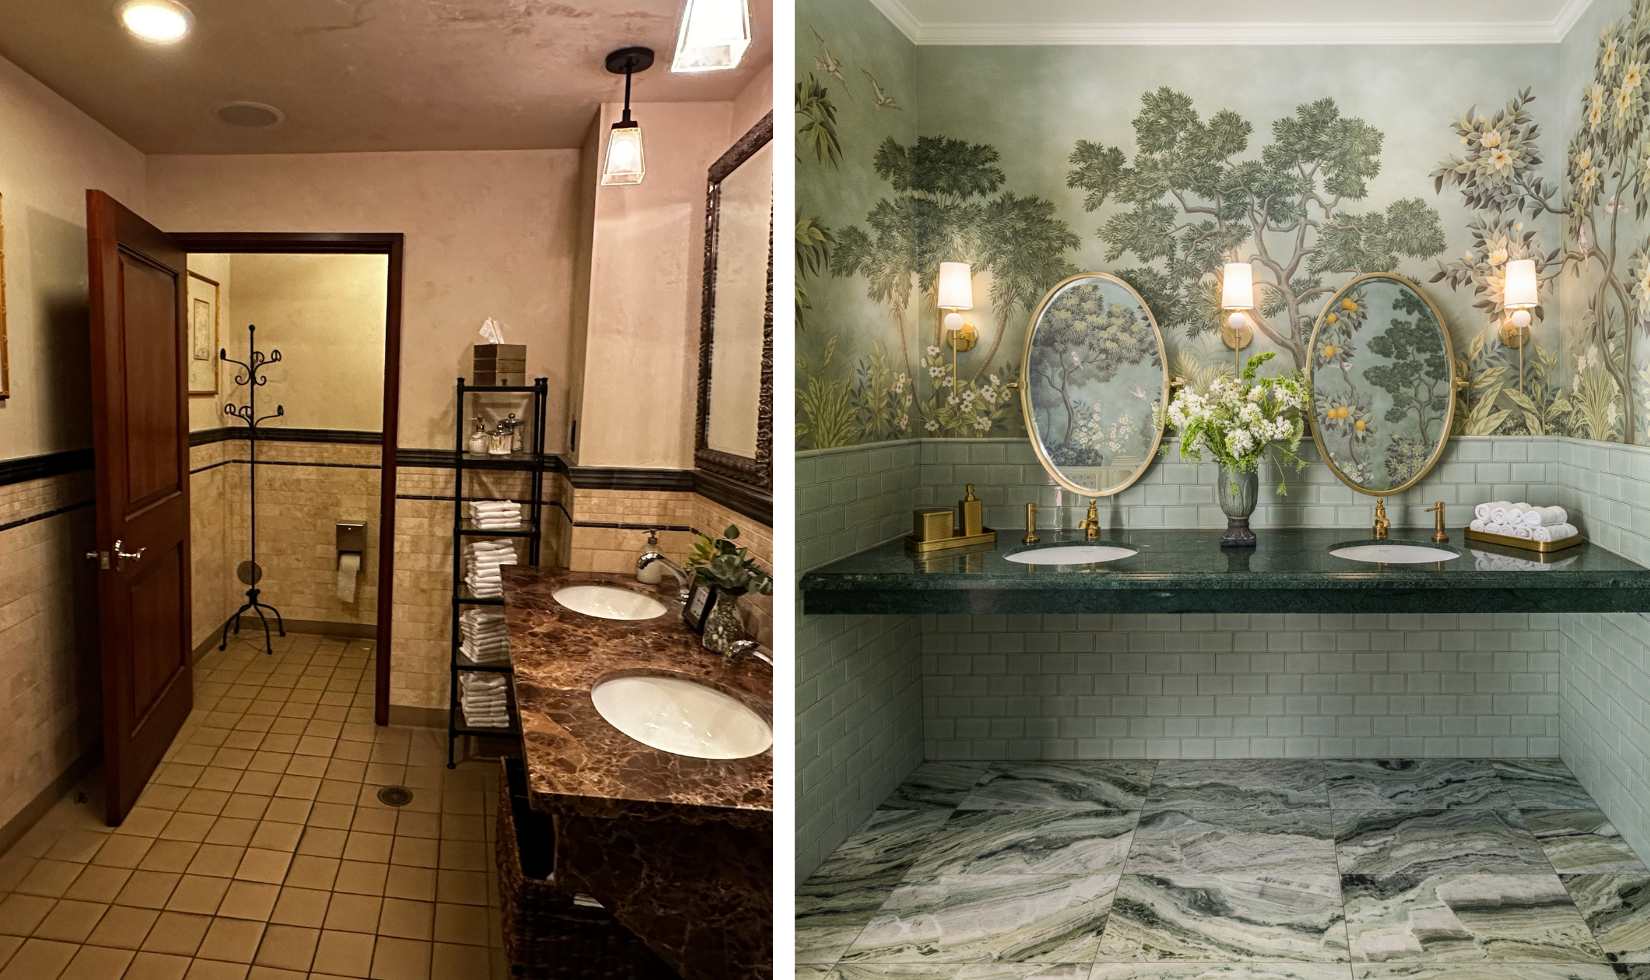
473;344;527;386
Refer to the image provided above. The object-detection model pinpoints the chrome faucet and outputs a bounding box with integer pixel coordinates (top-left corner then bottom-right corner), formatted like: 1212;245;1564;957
728;639;773;667
637;552;690;602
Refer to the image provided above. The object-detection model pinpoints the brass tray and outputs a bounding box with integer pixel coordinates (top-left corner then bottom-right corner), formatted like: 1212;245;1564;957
1463;527;1585;553
904;527;998;554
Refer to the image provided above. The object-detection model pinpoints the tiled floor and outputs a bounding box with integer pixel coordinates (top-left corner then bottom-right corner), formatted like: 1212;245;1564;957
0;632;507;980
797;758;1650;979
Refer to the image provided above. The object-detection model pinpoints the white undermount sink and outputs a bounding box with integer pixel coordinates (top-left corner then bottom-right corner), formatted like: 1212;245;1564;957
1006;544;1138;565
553;585;667;621
590;675;772;760
1330;543;1459;564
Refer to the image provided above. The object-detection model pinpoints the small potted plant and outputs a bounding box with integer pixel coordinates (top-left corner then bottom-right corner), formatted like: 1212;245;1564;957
684;524;773;654
1153;351;1308;547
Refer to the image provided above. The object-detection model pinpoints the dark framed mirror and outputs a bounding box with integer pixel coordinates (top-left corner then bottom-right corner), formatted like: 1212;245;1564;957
694;111;773;520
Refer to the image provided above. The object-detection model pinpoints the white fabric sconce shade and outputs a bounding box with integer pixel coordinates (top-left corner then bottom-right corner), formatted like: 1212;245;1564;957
1504;258;1537;328
673;0;751;72
602;123;645;185
1221;262;1254;309
938;262;974;311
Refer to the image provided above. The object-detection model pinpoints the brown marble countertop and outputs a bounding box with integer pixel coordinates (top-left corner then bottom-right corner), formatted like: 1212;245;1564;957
499;566;773;820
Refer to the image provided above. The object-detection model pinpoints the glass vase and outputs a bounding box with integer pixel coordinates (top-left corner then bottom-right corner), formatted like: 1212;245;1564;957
1218;463;1259;547
702;591;747;655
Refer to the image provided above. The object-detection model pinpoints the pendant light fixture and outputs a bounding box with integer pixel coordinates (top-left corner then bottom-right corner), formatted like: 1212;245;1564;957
672;0;751;72
601;46;654;186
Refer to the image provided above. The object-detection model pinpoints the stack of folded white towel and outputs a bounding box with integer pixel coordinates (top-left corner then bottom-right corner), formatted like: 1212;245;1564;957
1469;501;1578;542
469;500;522;530
464;539;518;597
459;672;509;728
1471;549;1578;572
459;608;509;665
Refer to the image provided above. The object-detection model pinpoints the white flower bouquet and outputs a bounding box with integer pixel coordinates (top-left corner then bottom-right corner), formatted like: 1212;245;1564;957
1153;351;1310;494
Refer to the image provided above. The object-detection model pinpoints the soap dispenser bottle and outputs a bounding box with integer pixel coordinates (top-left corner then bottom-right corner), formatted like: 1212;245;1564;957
637;531;664;584
959;484;984;537
466;417;487;455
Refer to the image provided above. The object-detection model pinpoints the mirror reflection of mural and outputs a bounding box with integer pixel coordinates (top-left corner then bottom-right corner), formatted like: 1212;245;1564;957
1311;277;1452;492
1026;276;1165;494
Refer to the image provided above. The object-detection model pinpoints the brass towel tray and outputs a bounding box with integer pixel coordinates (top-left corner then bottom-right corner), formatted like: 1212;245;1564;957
1462;526;1585;553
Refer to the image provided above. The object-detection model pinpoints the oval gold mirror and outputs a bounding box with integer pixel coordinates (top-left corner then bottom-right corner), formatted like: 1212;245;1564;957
1020;272;1168;496
1308;273;1456;495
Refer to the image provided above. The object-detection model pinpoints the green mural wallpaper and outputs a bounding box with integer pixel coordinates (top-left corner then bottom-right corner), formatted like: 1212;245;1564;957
796;0;1650;451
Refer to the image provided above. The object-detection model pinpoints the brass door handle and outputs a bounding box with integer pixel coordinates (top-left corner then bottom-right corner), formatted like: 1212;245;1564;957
113;540;145;569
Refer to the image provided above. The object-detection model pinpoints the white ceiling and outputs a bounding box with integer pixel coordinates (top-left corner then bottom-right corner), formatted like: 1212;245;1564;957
0;0;772;154
874;0;1595;44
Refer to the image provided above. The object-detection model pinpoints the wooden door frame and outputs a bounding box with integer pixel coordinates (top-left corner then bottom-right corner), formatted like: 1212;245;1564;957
172;232;403;726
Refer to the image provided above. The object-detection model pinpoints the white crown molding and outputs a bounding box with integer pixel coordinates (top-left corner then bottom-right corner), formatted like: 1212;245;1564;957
870;0;1599;45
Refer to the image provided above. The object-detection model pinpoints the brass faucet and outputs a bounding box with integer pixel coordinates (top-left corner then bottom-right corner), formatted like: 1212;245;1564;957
1372;498;1390;540
1023;503;1040;545
1078;500;1101;541
1426;501;1449;543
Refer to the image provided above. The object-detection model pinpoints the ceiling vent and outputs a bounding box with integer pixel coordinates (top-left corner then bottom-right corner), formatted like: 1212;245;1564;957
215;102;283;127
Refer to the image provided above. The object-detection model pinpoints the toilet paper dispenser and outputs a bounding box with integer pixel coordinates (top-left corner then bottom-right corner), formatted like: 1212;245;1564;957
336;522;367;603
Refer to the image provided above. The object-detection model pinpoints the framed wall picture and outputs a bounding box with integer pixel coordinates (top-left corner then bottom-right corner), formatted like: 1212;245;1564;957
187;270;219;395
682;579;717;633
1;193;9;401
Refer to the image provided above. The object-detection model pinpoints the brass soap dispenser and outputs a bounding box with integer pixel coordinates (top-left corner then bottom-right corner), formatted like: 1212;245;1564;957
959;484;984;537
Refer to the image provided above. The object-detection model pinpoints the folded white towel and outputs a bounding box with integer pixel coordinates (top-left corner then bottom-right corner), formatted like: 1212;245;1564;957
1476;501;1510;522
1470;518;1487;532
1521;505;1569;527
470;500;519;513
1504;502;1533;523
1513;524;1534;539
1533;522;1578;542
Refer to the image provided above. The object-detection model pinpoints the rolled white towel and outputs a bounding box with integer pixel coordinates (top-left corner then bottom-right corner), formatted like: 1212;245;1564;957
1489;504;1511;524
1502;502;1532;523
1470;518;1487;532
1522;505;1569;527
1513;524;1534;539
1476;501;1509;522
1532;522;1578;543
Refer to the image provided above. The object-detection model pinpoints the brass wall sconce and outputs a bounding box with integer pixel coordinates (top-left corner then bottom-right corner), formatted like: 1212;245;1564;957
938;261;978;395
1499;258;1538;395
1220;261;1256;373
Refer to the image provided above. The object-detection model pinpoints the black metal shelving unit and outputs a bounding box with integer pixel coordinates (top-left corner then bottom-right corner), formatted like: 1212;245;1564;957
448;377;548;767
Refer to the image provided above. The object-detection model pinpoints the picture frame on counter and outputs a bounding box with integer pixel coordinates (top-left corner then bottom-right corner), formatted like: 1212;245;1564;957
683;579;717;633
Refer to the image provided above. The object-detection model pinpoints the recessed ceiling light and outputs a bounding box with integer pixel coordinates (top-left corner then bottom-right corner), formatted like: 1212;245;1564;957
215;102;284;127
118;0;193;42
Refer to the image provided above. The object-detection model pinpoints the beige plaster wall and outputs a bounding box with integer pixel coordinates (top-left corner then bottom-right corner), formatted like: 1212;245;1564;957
226;252;388;433
145;149;583;451
0;54;147;461
732;60;775;136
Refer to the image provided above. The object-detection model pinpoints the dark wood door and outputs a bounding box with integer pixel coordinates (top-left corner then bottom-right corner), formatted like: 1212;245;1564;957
86;190;193;826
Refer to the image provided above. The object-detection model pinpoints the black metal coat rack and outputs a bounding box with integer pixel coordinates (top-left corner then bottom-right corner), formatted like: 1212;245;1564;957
220;323;286;655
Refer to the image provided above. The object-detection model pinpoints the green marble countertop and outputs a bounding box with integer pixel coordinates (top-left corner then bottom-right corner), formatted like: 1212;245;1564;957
799;527;1650;615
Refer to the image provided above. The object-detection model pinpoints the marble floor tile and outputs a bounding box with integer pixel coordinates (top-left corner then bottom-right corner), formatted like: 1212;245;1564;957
881;764;992;811
826;966;967;980
813;811;954;880
1095;873;1347;963
959;763;1156;812
909;810;1139;877
1342;873;1604;963
1124;808;1336;876
845;874;1118;964
1144;761;1329;811
1530;812;1650;874
1088;968;1351;980
1561;875;1650;964
1326;761;1512;810
1615;966;1650;979
1353;966;1617;979
798;870;907;964
1493;760;1597;810
798;966;837;980
1332;808;1550;875
953;965;1094;979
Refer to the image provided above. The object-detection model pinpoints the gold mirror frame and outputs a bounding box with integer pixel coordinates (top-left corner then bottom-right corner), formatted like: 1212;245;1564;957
1018;271;1170;497
1306;271;1458;497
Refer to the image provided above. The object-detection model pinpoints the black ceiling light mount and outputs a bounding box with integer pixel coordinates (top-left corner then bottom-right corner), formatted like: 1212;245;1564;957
601;46;654;186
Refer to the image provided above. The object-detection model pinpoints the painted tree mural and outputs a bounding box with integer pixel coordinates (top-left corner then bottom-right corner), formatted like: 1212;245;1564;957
1066;89;1447;371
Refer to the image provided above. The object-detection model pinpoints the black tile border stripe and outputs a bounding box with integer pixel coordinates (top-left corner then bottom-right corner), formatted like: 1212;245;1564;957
190;427;383;447
0;449;94;488
0;499;94;534
572;522;697;532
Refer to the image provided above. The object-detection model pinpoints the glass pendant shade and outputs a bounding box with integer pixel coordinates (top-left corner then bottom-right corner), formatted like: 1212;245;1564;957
1221;262;1254;309
601;121;645;186
937;262;974;310
672;0;751;72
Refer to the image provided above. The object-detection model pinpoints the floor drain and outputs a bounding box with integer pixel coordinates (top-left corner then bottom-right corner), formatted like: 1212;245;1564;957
377;786;413;807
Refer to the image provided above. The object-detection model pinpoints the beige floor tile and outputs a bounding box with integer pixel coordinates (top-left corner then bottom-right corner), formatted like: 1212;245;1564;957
304;804;353;831
325;761;367;784
296;829;346;859
115;871;182;909
252;924;317;972
235;773;280;797
389;814;438;841
367;936;429;980
212;749;254;770
248;823;303;853
165;875;232;915
375;900;433;942
234;850;292;885
342;834;392;865
182;958;250;980
387;840;436;870
33;899;110;944
273;777;320;801
430;905;488;948
267;887;330;930
428;942;488;980
349;811;396;837
140;911;210;956
194;769;244;794
313;930;375;977
217;798;269;824
0;937;78;980
204;819;257;848
0;854;37;893
332;862;387;896
63;865;132;904
116;809;175;839
46;832;111;865
84;905;158;948
187;845;247;879
260;800;311;826
179;790;231;816
159;814;216;844
17;859;89;898
321;893;381;934
285;757;328;780
57;944;135;980
197;917;266;963
216;882;279;921
123;950;192;980
140;841;202;874
381;867;435;904
437;817;483;843
316;782;361;807
244;967;304;980
434;843;484;873
140;787;191;812
433;872;487;907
